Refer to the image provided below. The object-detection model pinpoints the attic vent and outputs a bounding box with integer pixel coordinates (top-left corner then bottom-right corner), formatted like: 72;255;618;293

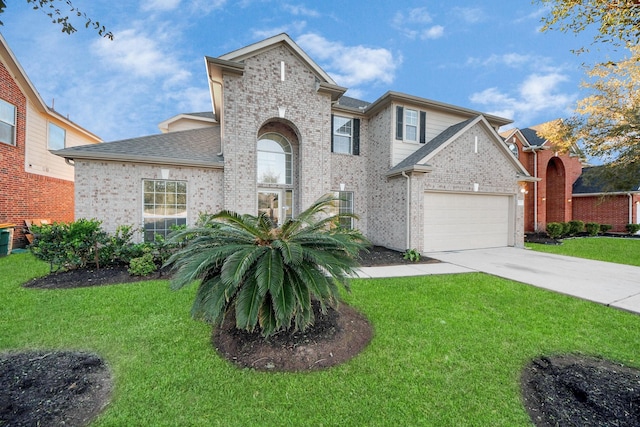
281;61;285;81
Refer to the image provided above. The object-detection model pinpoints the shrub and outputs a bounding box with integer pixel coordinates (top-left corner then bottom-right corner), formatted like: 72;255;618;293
600;224;613;234
561;222;571;237
568;220;585;236
625;224;640;235
30;219;109;272
585;223;600;236
403;248;421;262
546;222;564;239
128;251;157;276
166;194;370;338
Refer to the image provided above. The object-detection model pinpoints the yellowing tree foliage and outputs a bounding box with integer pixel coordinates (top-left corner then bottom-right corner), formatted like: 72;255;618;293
538;46;640;190
537;0;640;50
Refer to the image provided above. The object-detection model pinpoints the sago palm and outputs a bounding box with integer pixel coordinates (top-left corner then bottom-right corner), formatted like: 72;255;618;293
166;194;369;338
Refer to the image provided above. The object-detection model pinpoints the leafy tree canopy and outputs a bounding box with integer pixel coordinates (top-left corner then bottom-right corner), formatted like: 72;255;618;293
536;0;640;51
0;0;112;39
537;45;640;191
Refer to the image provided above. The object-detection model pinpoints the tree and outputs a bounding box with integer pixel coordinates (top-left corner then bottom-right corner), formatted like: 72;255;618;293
166;194;370;338
536;0;640;51
0;0;113;39
537;45;640;190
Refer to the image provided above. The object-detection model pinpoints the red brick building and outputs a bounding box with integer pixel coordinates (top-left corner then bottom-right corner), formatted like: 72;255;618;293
502;124;640;233
0;34;101;248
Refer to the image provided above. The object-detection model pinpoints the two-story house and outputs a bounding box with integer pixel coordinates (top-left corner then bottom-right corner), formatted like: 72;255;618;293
55;33;534;253
0;33;101;248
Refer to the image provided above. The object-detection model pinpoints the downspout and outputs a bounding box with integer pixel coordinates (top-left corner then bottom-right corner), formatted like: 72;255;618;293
402;171;411;250
533;149;538;232
629;193;633;225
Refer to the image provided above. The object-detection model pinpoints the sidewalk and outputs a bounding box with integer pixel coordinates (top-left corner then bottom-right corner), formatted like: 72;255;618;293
355;262;473;278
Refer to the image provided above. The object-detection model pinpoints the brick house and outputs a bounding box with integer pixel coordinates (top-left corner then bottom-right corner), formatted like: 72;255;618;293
55;33;534;253
501;124;640;233
572;166;640;233
500;125;583;233
0;33;101;248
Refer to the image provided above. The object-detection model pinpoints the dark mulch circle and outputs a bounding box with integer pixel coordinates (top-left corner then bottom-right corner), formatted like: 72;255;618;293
213;301;373;372
521;354;640;427
0;351;112;427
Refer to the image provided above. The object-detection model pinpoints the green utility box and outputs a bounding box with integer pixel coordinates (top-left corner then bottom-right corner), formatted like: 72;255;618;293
0;224;15;256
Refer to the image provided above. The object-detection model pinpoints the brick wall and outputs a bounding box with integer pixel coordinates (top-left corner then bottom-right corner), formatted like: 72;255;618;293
0;61;75;247
572;194;637;232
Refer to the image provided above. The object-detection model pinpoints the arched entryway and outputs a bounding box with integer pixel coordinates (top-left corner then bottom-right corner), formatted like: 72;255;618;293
546;157;567;223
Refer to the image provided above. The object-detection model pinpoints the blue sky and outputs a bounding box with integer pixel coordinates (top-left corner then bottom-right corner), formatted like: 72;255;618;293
1;0;607;143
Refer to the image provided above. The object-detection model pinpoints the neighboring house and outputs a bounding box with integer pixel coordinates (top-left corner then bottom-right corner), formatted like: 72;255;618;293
572;166;640;232
502;124;640;233
0;33;101;248
55;33;534;253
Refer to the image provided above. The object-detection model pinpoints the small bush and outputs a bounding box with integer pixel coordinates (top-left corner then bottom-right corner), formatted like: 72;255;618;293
128;252;157;276
625;224;640;235
585;223;600;236
403;248;421;262
600;224;613;234
546;222;564;239
561;222;571;237
568;220;584;236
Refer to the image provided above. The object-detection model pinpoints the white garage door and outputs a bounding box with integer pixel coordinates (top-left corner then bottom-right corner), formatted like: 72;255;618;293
423;192;511;252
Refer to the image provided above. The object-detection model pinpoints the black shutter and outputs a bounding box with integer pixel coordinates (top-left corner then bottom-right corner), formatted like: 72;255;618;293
396;106;403;140
330;114;334;152
353;118;360;155
419;111;426;143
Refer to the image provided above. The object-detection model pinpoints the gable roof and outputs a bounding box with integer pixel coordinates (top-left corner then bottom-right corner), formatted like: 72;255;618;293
54;126;223;168
218;33;338;86
158;112;217;132
388;115;533;179
0;33;101;143
520;127;546;147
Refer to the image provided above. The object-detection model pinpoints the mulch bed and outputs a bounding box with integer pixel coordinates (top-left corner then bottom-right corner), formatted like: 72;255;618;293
5;246;640;425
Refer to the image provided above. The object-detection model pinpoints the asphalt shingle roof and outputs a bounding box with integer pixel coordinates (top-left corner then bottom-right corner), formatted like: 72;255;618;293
573;166;640;194
54;126;223;168
388;117;476;174
520;127;546;147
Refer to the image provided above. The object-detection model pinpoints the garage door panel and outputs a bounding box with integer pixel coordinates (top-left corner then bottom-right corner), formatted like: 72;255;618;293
424;192;510;252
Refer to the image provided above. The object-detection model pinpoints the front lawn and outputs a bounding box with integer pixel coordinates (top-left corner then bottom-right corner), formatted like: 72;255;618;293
2;253;640;426
526;237;640;266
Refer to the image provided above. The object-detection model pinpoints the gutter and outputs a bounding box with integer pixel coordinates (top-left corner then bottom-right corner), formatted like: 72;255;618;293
402;171;411;250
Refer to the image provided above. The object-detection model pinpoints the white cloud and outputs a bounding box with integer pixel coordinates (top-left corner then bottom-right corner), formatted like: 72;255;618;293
283;4;320;17
140;0;181;12
296;33;398;87
393;7;441;40
93;28;186;79
422;26;444;40
467;53;533;68
470;72;576;125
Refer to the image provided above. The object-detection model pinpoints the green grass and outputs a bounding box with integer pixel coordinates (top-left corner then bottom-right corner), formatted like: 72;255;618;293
526;237;640;266
2;253;640;426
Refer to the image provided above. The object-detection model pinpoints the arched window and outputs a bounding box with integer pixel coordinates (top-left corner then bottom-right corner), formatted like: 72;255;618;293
257;133;292;185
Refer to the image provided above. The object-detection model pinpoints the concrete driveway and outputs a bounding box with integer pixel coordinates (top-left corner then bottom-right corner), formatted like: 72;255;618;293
426;247;640;315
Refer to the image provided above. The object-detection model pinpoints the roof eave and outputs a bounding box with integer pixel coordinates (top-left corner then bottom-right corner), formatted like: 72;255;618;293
317;82;347;102
386;164;433;178
54;151;224;169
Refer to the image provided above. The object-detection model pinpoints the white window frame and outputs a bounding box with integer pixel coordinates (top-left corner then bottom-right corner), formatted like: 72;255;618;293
48;122;66;150
333;191;354;229
333;115;353;154
142;179;188;242
0;99;16;146
404;109;418;142
257;133;292;185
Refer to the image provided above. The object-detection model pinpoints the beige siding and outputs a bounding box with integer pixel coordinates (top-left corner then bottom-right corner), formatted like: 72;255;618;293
24;101;99;181
165;118;215;133
392;105;469;166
